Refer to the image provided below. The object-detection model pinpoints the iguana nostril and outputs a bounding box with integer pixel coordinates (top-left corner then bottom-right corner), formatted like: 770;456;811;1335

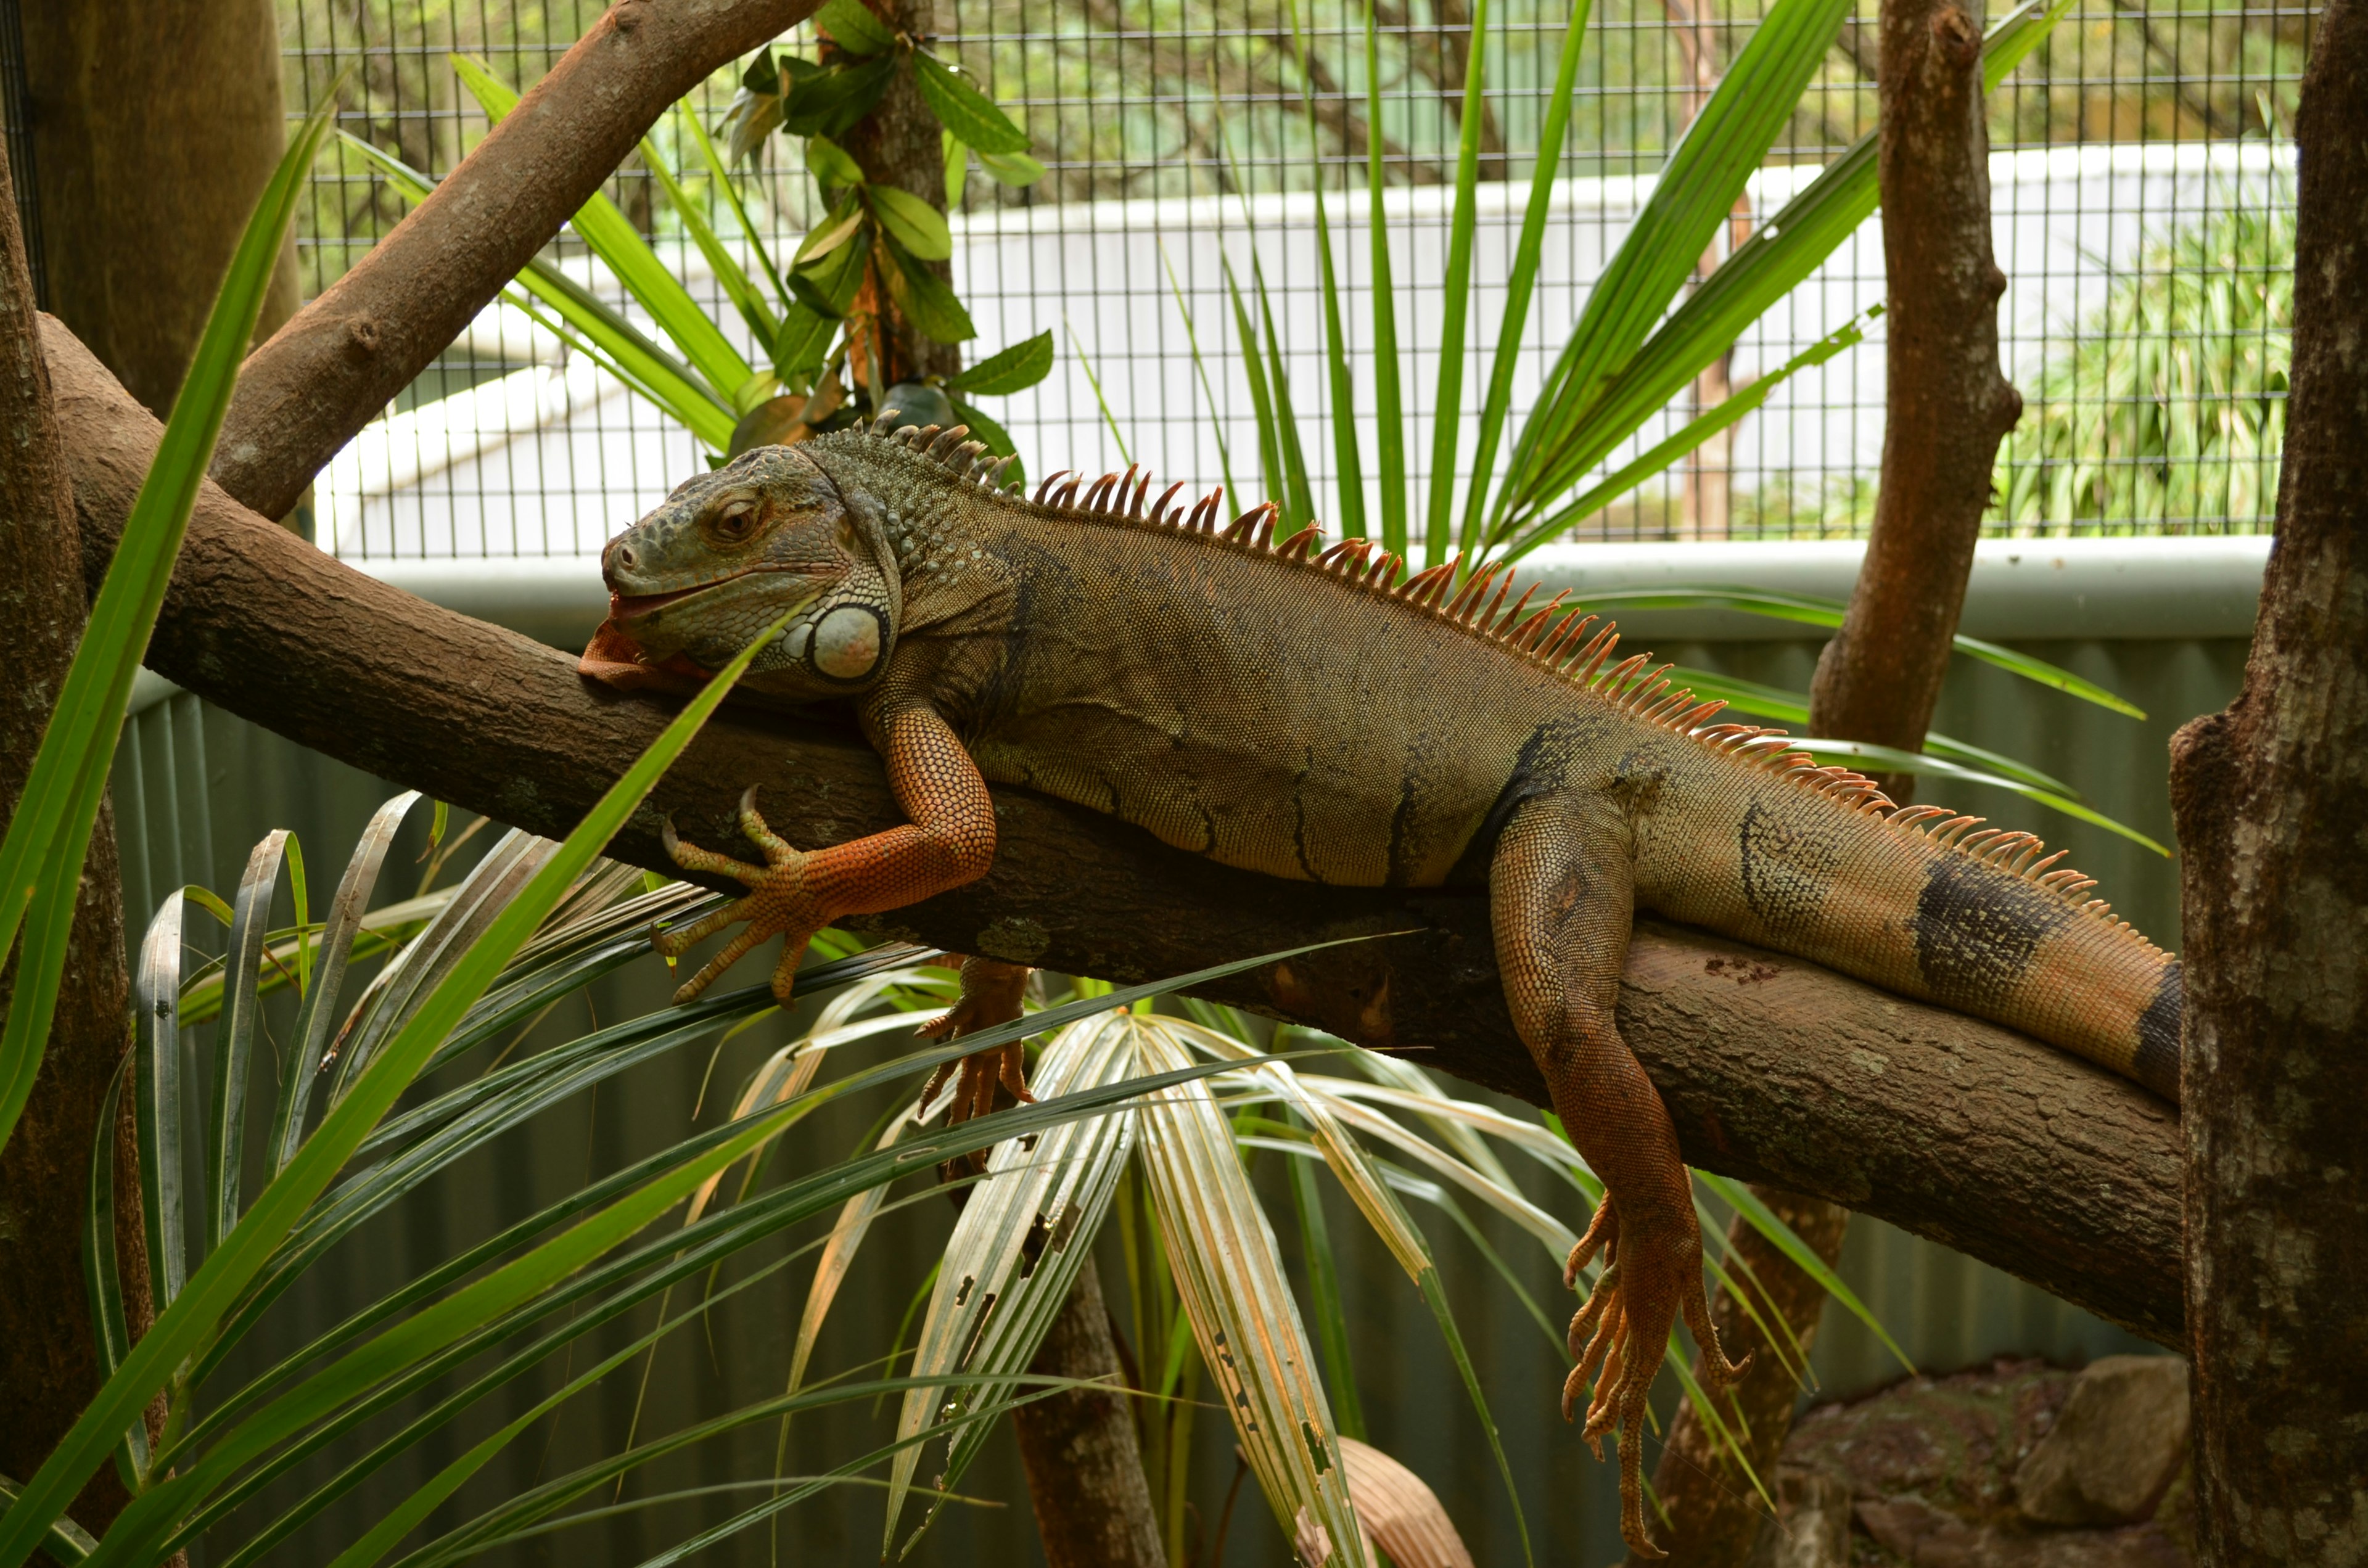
617;544;638;569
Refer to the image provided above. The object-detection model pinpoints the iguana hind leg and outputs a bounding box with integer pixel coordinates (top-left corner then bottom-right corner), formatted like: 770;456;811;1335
1489;794;1751;1560
919;956;1036;1127
654;702;998;1007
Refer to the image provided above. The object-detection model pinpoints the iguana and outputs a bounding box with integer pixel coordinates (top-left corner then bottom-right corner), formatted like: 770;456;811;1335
578;417;2183;1556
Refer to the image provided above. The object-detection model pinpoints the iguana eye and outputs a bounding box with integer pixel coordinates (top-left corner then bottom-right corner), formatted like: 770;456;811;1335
710;500;757;542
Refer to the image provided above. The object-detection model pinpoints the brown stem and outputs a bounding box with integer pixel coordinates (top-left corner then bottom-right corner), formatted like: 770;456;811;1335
210;0;824;522
43;318;2182;1348
0;129;152;1542
2168;0;2368;1553
1806;0;2021;789
1640;2;2024;1553
1011;1258;1164;1567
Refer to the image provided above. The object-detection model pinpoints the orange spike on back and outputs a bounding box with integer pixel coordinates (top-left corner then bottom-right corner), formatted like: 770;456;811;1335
1402;561;1456;603
1032;469;1072;506
1148;480;1186;525
1278;526;1323;561
1186;491;1221;532
1540;612;1600;663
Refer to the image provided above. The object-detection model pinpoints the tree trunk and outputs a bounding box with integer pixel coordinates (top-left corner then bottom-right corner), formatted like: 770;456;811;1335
1011;1259;1165;1568
41;314;2189;1348
2167;0;2368;1554
19;0;297;419
0;125;152;1541
833;0;959;392
1638;0;2023;1553
1807;0;2021;778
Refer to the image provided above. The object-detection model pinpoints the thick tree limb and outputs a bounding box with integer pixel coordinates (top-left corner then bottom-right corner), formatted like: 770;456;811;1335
47;318;2182;1348
2169;0;2368;1553
0;147;150;1539
210;0;820;520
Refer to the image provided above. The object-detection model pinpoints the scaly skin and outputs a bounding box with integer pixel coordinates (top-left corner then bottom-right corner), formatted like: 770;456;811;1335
582;419;2182;1556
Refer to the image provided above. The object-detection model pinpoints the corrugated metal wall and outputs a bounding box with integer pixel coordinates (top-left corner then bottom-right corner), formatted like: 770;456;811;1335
110;629;2237;1567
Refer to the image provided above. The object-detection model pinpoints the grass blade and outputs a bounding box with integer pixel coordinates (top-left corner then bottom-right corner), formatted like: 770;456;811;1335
0;601;802;1567
0;87;332;1157
134;897;189;1316
1157;239;1244;511
1251;261;1320;534
1286;1115;1366;1441
1496;0;2071;527
1286;0;1366;541
1560;586;2145;716
884;1014;1143;1548
270;793;429;1176
1421;0;1491;565
80;1057;149;1490
1221;257;1287;513
1134;1023;1370;1568
1360;0;1407;557
640;119;778;350
1494;0;1854;531
1453;0;1594;564
208;832;289;1256
1062;318;1133;467
450;55;756;404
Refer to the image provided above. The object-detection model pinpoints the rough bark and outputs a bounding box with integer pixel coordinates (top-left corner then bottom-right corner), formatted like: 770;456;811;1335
2167;0;2368;1556
0;133;150;1541
20;0;298;419
1641;2;2024;1551
1806;0;2021;779
43;320;2184;1348
1010;1259;1165;1568
834;0;960;388
208;0;823;522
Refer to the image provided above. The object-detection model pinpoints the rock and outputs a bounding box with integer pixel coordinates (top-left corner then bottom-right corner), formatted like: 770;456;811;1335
1749;1467;1853;1568
2015;1355;2192;1527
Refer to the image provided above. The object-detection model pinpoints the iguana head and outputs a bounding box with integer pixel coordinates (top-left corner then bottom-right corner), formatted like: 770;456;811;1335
596;445;902;695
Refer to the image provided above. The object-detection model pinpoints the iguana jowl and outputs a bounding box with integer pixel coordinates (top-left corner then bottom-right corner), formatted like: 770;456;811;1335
581;417;2183;1557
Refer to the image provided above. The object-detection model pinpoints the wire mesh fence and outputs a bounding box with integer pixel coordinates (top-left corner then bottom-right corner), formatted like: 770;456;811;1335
281;0;2311;558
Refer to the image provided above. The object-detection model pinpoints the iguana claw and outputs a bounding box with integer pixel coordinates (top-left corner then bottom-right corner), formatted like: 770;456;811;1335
651;787;828;1006
1558;1201;1753;1559
917;956;1036;1128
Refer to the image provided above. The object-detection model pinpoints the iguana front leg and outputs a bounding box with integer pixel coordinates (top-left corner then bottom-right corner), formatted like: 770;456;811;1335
656;702;998;1006
1490;795;1751;1560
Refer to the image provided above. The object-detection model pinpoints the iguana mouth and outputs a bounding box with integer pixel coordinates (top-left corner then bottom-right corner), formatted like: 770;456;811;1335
607;566;789;620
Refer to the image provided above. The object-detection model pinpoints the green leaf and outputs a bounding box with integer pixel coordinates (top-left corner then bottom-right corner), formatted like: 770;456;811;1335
1420;0;1490;565
1284;0;1365;541
1360;0;1407;557
208;832;291;1254
784;55;895;139
1153;241;1241;512
943;128;969;207
976;147;1045;187
910;51;1030;155
1496;309;1876;556
1559;586;2146;716
1494;0;2072;530
804;134;867;189
869;184;953;261
0;81;332;1157
1492;0;1853;532
642;117;779;348
1453;0;1595;563
945;330;1053;395
793;198;867;265
449;55;755;404
877;238;975;344
816;0;895;55
1062;319;1132;466
0;602;805;1567
1220;258;1285;512
792;224;871;322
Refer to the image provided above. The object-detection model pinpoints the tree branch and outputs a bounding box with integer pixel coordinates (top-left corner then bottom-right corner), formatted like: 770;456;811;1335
211;0;823;520
47;318;2182;1348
